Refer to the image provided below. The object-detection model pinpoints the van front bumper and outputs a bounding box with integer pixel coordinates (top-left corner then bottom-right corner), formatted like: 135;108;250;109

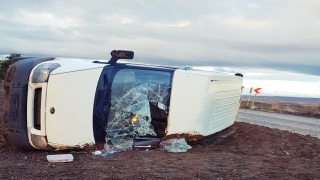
3;57;55;149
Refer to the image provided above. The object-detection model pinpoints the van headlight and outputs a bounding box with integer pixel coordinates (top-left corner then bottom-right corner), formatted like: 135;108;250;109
32;63;61;83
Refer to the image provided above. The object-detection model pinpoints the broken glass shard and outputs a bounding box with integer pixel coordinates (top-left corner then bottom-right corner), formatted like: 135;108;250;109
105;69;172;152
160;138;192;153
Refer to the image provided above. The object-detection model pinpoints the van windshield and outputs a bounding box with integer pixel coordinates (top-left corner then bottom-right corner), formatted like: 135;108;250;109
106;68;173;151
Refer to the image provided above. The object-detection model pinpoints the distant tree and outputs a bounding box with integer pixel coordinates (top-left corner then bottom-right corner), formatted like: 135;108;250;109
0;53;21;80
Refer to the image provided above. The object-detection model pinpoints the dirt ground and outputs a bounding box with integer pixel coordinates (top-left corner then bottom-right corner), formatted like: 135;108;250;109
240;100;320;118
1;89;320;179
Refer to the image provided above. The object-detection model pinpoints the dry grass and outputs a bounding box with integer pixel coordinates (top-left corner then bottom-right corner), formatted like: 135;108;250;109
240;100;320;118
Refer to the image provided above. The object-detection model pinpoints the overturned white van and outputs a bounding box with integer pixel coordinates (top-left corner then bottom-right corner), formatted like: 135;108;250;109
3;50;243;150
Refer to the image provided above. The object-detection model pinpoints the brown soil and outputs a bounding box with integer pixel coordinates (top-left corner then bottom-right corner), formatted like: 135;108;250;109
1;87;320;179
240;100;320;118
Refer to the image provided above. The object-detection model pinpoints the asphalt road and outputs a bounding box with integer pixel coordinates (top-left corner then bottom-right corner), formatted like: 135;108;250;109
238;109;320;138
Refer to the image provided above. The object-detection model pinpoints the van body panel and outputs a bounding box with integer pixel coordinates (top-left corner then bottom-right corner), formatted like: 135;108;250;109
166;69;242;136
45;68;103;148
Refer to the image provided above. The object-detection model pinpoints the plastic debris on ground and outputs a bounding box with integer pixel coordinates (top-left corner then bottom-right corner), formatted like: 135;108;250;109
93;151;115;157
47;154;74;162
97;144;115;157
92;150;102;155
92;150;116;157
160;138;192;153
91;144;116;157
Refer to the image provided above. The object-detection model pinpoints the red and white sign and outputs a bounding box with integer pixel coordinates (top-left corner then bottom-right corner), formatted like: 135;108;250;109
253;87;262;94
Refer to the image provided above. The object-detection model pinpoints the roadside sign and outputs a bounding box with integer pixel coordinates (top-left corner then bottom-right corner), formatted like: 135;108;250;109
247;87;262;107
250;87;262;108
253;88;262;94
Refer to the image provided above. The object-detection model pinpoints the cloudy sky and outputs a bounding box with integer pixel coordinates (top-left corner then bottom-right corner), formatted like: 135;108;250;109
0;1;320;97
197;66;320;98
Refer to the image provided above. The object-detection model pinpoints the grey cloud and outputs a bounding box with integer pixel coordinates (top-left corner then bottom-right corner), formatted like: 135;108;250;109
264;64;320;76
0;0;320;76
0;27;61;43
229;43;320;53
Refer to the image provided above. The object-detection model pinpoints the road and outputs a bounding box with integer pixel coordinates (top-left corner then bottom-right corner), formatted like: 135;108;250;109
238;109;320;138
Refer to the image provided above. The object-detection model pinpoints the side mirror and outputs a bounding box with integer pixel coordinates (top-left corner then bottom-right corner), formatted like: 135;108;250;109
111;50;134;60
108;50;134;64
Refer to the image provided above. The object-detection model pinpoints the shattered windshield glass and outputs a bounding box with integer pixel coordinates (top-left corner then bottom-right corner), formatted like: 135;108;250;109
106;69;172;151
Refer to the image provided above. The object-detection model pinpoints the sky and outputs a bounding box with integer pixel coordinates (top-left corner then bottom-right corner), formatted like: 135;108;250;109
0;1;320;97
196;66;320;98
